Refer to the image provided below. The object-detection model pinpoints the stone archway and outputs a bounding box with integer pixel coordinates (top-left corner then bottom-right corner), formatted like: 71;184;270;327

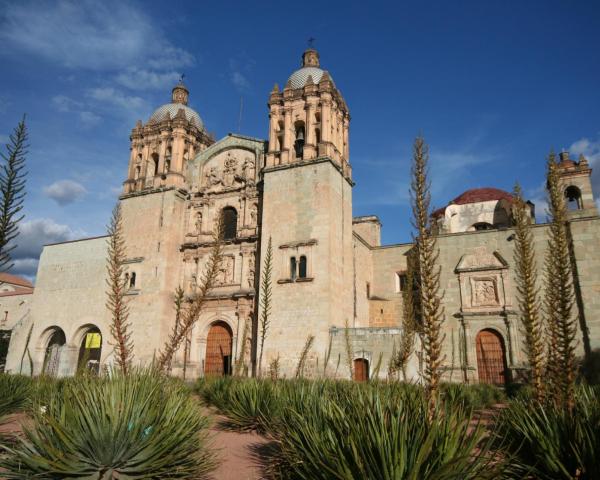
76;326;103;375
42;327;66;377
476;329;507;385
204;321;233;376
354;358;369;382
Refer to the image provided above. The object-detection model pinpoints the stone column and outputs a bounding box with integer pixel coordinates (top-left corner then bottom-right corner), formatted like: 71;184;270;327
268;110;278;152
343;117;350;160
157;133;168;174
305;102;315;159
282;108;292;164
321;99;331;143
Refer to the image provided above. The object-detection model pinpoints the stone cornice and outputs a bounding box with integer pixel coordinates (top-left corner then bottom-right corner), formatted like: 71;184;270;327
262;156;354;186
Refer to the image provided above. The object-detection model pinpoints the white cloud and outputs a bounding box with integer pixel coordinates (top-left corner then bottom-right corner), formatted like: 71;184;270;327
569;136;600;165
11;218;82;279
116;68;181;90
0;0;195;72
79;111;102;127
87;87;149;113
43;180;88;205
231;71;250;91
52;95;82;112
229;57;254;92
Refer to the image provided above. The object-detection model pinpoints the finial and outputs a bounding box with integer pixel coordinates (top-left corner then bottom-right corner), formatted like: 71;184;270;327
272;83;279;93
179;73;186;84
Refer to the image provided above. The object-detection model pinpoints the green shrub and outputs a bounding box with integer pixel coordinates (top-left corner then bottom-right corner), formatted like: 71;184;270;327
0;374;33;418
1;370;216;479
275;388;502;479
441;383;506;410
496;385;600;479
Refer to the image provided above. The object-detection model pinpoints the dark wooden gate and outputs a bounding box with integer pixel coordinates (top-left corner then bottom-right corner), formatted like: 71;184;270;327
354;358;369;382
205;322;232;376
476;329;507;385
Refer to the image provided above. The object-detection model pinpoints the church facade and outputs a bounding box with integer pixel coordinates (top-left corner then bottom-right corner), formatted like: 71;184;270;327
2;48;600;383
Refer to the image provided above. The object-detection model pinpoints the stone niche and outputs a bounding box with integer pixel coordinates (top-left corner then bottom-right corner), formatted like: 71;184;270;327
455;246;511;313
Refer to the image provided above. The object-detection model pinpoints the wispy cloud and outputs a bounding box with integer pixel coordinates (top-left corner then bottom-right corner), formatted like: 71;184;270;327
43;180;88;206
229;57;254;92
52;95;83;113
0;0;195;72
569;134;600;211
115;68;181;90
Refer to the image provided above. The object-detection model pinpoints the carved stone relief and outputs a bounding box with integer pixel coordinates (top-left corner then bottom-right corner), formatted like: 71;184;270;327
217;256;235;285
200;150;256;193
471;278;498;307
247;255;255;288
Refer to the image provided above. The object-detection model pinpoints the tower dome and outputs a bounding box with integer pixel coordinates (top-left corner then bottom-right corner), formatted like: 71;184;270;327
286;48;335;89
148;80;204;129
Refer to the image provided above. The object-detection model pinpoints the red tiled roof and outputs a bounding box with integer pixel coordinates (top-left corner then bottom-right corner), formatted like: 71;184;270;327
0;272;33;288
432;188;514;218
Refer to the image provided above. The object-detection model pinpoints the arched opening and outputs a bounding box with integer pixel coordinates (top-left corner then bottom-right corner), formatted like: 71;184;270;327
299;255;307;278
77;326;103;375
151;153;159;177
565;185;583;211
354;358;369;382
42;327;66;377
294;122;305;159
290;257;297;280
315;127;321;145
472;222;494;231
205;321;233;376
476;329;507;385
165;147;172;173
129;272;136;289
222;207;238;240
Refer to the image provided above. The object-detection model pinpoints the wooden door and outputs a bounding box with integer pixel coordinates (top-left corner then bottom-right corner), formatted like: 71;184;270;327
354;358;369;382
205;322;233;376
476;329;507;385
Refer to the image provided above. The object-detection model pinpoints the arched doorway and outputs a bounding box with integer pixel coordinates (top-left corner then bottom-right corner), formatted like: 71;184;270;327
354;358;369;382
43;328;66;377
77;326;102;375
205;321;233;376
476;329;507;385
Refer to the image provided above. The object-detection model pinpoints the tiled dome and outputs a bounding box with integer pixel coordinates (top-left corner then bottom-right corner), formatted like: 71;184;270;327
287;66;334;89
149;103;204;129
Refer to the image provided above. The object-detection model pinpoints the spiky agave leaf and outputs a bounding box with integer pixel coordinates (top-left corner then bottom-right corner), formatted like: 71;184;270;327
1;369;216;478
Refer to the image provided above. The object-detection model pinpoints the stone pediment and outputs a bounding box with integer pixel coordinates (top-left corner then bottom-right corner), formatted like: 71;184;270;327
455;247;508;273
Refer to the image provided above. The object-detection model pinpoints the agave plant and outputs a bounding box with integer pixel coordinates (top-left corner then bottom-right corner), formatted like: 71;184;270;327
496;385;600;480
1;370;216;479
275;387;503;480
0;374;33;419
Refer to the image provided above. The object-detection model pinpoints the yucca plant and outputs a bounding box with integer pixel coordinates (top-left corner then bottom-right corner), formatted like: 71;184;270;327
275;387;503;480
0;374;32;419
1;370;216;479
496;385;600;480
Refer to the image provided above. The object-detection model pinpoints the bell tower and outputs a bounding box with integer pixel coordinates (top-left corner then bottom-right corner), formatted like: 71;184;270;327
259;48;354;375
124;81;213;194
266;48;351;179
556;151;598;218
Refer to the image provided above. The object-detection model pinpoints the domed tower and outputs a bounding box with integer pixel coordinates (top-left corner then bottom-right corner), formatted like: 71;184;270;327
259;48;354;376
556;151;598;218
266;48;351;178
124;81;214;193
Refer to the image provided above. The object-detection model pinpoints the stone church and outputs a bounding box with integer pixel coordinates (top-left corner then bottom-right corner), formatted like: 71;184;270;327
2;48;599;383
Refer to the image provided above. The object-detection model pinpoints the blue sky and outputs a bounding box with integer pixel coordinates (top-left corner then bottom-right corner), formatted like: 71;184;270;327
0;0;599;280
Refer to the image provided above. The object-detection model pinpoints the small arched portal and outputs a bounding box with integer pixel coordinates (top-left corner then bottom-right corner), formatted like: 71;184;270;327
42;327;66;377
205;321;233;376
475;329;508;385
77;326;103;375
354;358;369;382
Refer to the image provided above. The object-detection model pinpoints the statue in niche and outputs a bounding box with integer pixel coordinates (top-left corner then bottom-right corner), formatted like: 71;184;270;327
249;203;257;225
474;279;497;306
194;211;203;233
247;256;255;288
242;157;255;180
217;256;234;285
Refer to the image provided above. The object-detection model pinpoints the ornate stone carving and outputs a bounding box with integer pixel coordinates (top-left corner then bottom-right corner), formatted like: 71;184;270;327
194;211;202;233
242;157;256;180
217;256;235;285
249;203;258;226
247;255;255;288
472;279;498;307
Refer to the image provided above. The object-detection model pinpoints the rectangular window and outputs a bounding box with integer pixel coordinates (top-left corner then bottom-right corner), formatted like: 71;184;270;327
396;272;407;292
366;282;371;299
299;255;307;278
290;257;297;280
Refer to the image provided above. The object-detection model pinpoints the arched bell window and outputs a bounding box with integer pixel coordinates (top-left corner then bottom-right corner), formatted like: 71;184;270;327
299;255;307;278
290;257;297;280
565;185;583;211
222;207;238;240
294;122;305;158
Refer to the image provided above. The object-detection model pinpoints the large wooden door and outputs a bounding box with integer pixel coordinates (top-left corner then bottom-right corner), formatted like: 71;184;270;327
205;322;233;376
476;329;507;385
354;358;369;382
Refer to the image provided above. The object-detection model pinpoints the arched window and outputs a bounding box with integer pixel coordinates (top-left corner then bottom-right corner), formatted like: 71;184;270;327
151;153;159;177
565;186;583;211
472;222;494;231
294;122;305;158
290;257;297;280
129;272;136;289
222;207;238;240
299;255;307;278
43;328;66;377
